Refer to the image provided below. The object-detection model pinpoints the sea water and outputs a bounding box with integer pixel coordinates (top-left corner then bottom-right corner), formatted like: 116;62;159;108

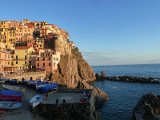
93;64;160;120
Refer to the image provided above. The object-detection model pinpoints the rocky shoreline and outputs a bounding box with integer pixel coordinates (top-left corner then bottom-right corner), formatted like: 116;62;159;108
132;93;160;120
96;71;160;84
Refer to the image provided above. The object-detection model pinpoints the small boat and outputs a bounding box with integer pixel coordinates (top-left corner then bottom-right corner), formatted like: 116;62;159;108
0;90;23;102
29;95;43;108
0;78;5;84
36;83;50;90
8;79;18;85
2;84;25;93
0;101;22;110
37;83;58;93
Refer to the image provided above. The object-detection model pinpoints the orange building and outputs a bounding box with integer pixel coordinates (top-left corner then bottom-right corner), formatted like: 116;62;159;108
0;50;17;74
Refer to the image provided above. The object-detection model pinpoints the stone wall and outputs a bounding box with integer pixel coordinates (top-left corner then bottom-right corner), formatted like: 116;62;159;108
3;71;46;80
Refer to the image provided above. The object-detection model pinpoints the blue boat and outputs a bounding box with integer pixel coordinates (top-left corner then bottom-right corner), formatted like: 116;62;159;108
37;83;58;93
8;79;18;85
0;90;23;96
0;101;22;110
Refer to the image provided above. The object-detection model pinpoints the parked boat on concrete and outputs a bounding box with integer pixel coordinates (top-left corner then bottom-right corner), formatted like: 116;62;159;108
2;84;25;93
0;78;5;84
29;94;43;108
0;90;23;102
0;101;22;110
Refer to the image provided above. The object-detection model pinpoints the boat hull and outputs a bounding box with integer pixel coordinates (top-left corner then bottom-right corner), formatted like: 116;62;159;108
29;95;43;108
0;101;22;110
2;84;25;93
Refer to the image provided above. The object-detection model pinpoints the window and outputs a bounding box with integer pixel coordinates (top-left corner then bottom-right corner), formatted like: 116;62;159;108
25;61;27;64
43;63;45;66
25;55;27;60
16;55;18;60
49;63;51;66
43;58;45;61
37;63;39;66
37;58;39;61
16;61;18;64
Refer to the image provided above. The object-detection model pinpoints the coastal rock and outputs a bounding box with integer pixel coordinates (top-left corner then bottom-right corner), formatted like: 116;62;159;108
52;48;108;101
97;75;160;84
52;48;96;88
132;93;160;120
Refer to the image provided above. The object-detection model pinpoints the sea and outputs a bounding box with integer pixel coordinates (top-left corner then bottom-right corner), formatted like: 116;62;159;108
92;64;160;120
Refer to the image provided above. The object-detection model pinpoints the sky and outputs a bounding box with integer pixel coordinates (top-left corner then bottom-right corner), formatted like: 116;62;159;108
0;0;160;66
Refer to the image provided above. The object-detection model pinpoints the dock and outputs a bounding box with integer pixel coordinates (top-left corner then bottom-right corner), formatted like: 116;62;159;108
35;89;99;120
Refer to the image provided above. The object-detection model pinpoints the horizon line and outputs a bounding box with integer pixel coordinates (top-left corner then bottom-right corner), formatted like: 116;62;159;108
91;63;160;67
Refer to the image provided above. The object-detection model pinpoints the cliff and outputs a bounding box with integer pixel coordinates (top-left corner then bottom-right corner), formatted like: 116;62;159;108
132;93;160;120
52;48;108;101
52;48;96;88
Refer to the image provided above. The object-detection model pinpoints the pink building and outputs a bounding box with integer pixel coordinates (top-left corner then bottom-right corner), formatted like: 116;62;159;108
16;26;34;41
8;21;21;28
36;50;52;73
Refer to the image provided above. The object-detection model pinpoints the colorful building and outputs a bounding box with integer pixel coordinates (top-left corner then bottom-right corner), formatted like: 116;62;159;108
36;49;52;73
0;50;17;74
0;19;74;75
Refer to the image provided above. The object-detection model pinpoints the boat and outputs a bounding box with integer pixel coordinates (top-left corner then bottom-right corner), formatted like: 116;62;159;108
8;79;18;85
0;90;23;102
0;78;5;84
2;84;25;93
36;82;49;90
29;94;43;108
37;83;58;93
0;101;22;110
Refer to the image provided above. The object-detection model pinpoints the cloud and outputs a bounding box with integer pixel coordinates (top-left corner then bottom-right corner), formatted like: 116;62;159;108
81;50;160;66
82;50;118;66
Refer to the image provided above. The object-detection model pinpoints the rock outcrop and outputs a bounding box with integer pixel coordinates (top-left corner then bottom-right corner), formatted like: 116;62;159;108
52;48;96;88
132;93;160;120
52;48;108;101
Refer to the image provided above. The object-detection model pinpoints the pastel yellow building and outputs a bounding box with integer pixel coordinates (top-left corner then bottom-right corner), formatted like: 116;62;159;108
13;46;35;70
14;46;29;70
0;21;10;28
7;27;16;49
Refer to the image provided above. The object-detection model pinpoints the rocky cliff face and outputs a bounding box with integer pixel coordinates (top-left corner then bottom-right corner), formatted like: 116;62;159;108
52;48;96;88
132;93;160;120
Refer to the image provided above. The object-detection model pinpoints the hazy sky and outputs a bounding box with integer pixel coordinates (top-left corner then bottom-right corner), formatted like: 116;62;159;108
0;0;160;66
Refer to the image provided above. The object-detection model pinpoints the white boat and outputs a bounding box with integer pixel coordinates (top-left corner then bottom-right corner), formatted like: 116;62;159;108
2;84;25;93
29;94;43;108
0;101;22;110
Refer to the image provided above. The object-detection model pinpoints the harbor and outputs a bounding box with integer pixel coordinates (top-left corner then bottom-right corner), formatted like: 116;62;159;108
0;78;98;120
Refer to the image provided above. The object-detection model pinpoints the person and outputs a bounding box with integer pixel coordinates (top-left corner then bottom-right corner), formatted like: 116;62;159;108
63;99;66;103
56;99;58;104
45;92;48;100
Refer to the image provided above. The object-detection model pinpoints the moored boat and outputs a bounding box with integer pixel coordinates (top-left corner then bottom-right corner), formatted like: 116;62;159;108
0;101;22;110
37;83;58;93
0;78;5;84
2;84;25;93
29;94;43;108
0;90;23;102
36;83;49;90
